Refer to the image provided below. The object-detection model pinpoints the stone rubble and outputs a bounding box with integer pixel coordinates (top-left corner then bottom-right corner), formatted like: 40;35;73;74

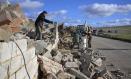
36;25;116;79
37;25;130;79
0;2;129;79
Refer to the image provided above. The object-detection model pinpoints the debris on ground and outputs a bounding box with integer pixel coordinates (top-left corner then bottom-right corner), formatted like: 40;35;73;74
0;1;130;79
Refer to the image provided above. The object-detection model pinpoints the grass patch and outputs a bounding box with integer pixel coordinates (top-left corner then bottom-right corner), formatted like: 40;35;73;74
96;25;131;42
114;34;131;40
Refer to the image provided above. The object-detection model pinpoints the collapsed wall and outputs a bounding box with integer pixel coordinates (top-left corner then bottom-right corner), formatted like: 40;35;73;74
0;2;38;79
0;39;38;79
0;24;59;79
0;2;63;79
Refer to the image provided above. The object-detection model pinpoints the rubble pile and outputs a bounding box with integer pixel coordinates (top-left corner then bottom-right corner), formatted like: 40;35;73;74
36;25;131;79
58;27;73;50
37;49;112;79
36;26;114;79
0;2;130;79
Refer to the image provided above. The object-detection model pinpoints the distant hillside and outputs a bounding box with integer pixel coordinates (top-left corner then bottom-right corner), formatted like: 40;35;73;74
97;25;131;34
95;25;131;42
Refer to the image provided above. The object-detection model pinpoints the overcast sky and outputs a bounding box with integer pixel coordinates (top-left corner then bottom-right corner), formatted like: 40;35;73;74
8;0;131;26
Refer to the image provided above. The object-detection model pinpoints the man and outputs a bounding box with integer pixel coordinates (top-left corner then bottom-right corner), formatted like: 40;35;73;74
87;26;92;48
71;27;81;49
35;11;54;40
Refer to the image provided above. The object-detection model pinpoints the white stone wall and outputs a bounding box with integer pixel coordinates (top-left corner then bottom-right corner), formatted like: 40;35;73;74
0;26;59;79
0;39;38;79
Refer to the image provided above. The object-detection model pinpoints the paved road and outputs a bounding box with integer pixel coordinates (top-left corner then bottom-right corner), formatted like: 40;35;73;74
92;36;131;74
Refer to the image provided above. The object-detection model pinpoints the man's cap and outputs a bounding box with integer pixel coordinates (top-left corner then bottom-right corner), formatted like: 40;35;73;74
42;11;48;14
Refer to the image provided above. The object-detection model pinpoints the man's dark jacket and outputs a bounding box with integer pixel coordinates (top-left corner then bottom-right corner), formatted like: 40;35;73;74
35;13;53;28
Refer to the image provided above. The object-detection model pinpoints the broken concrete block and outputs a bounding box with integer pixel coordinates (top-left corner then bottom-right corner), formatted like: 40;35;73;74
92;58;102;67
88;63;95;73
62;53;74;62
65;62;79;69
67;68;90;79
100;69;112;79
79;62;95;77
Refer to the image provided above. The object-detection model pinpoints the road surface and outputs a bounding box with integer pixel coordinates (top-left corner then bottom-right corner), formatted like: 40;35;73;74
92;36;131;74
